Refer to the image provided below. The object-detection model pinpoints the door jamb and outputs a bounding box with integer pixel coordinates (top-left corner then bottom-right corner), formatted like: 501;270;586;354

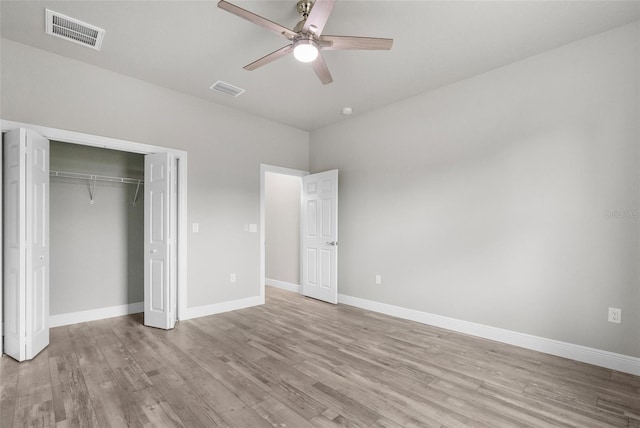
0;120;188;323
259;164;308;302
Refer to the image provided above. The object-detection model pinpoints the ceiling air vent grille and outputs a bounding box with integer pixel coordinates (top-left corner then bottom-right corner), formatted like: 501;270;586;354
45;9;105;51
210;81;245;97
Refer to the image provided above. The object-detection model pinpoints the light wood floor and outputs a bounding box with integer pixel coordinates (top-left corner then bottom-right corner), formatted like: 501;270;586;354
1;287;639;427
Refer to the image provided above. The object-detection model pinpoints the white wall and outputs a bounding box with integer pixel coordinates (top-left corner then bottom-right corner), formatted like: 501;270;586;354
1;39;309;310
265;172;301;285
310;23;640;357
50;141;144;315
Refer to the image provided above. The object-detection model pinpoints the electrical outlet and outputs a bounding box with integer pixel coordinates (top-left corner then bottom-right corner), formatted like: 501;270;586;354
608;307;621;324
375;274;382;285
230;273;237;283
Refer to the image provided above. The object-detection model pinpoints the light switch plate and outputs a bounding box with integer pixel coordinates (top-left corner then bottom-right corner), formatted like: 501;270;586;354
249;224;257;233
192;223;199;233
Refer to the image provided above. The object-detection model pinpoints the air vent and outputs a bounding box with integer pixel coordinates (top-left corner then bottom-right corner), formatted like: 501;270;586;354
45;9;105;51
210;81;245;98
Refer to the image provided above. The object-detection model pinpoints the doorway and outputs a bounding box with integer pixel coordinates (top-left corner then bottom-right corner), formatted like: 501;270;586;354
260;164;339;304
260;165;307;301
49;141;145;326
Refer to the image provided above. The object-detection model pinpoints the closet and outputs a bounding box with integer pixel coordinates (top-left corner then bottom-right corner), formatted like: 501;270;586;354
49;141;145;320
3;126;181;361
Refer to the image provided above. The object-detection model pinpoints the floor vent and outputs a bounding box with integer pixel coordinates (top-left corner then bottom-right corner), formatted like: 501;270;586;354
210;81;245;97
45;9;105;51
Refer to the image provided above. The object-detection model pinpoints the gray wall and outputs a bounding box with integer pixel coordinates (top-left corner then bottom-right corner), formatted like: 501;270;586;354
50;141;144;315
1;38;310;309
265;172;301;285
310;23;640;357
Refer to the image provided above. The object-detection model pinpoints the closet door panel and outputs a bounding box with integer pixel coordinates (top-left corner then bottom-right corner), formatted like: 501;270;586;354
26;130;50;359
144;152;176;330
3;129;27;361
2;128;50;361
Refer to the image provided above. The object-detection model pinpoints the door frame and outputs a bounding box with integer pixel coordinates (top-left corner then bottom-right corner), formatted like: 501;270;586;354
0;119;188;325
0;132;3;356
259;164;308;302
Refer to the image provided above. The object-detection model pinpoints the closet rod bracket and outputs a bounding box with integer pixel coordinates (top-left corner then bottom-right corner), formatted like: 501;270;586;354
133;180;142;206
89;175;96;205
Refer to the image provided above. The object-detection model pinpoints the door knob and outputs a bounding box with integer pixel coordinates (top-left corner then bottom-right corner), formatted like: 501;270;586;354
325;241;337;246
40;255;45;260
151;249;158;253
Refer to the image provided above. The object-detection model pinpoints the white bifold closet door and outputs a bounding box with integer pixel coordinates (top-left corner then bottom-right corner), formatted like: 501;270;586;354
3;128;50;361
144;152;178;330
301;170;338;304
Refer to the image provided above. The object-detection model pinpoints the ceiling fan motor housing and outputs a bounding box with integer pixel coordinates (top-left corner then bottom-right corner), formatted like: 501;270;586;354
297;0;314;18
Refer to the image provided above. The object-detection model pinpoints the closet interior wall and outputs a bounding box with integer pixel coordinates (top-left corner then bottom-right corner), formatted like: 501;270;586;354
50;141;144;316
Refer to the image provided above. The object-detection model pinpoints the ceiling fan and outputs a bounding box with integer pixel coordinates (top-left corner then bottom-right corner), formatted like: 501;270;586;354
217;0;393;85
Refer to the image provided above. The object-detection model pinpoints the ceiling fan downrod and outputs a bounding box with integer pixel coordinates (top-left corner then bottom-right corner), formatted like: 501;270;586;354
296;0;314;19
294;0;315;33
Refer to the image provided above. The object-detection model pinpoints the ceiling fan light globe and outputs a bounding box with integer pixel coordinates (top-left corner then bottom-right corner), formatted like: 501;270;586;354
293;43;319;63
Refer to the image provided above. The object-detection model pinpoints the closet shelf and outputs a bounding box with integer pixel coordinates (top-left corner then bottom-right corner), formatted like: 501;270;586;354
50;170;144;205
50;170;144;185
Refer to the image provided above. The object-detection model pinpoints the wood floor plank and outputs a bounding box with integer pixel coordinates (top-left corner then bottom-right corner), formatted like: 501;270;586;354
294;358;446;427
252;396;315;428
74;344;145;428
11;399;55;428
227;354;329;420
12;350;55;427
146;366;229;427
0;357;20;428
188;347;270;408
48;353;100;427
2;286;640;427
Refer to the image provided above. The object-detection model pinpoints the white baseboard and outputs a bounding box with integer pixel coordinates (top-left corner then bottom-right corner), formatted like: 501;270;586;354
50;302;143;328
181;295;263;321
266;278;301;293
338;294;640;376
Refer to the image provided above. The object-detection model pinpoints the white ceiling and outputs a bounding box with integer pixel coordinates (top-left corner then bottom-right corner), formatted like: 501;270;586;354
2;1;640;131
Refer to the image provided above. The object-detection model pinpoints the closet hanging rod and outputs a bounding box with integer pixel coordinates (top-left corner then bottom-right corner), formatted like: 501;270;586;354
50;170;144;185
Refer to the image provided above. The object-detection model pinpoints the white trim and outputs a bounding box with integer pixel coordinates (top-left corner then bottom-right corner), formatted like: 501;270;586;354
266;279;301;293
181;296;263;321
0;134;3;356
1;120;183;156
49;302;143;328
0;119;188;323
259;164;308;303
338;294;640;376
176;157;188;322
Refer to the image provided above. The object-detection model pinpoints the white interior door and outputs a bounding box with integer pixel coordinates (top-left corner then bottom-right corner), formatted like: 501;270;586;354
301;170;338;304
3;128;50;361
144;152;177;329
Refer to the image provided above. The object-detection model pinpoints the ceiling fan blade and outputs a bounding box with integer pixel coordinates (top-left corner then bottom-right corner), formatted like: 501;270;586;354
302;0;335;36
312;53;333;85
320;35;393;51
244;44;294;71
218;0;297;40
